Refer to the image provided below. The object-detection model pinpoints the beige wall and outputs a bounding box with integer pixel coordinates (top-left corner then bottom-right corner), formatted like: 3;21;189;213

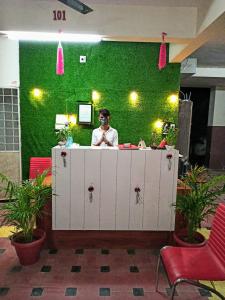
0;37;21;195
0;38;19;88
0;152;21;199
208;87;225;126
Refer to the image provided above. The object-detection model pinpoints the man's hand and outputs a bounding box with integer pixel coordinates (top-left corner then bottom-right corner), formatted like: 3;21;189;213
101;133;106;143
94;133;112;146
103;133;113;146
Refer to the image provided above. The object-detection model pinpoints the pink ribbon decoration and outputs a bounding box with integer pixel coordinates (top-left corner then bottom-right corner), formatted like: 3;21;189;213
56;41;64;75
158;32;167;70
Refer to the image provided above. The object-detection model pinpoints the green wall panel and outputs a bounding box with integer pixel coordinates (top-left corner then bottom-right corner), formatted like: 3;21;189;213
20;41;180;178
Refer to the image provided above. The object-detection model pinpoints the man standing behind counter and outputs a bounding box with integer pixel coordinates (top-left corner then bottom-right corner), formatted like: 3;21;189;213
91;109;118;147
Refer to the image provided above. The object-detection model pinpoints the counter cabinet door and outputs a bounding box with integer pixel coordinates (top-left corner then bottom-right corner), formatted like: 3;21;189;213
70;150;85;229
116;151;132;230
143;150;161;230
158;150;179;230
52;148;71;229
84;150;101;230
100;151;118;230
129;151;146;230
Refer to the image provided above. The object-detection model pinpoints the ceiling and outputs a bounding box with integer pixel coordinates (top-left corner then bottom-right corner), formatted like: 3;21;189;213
85;0;224;88
182;38;225;87
85;0;206;6
0;0;224;88
190;42;225;68
37;0;207;7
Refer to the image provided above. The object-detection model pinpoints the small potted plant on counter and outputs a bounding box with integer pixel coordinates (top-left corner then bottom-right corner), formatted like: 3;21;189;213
173;165;225;247
0;170;52;265
165;127;177;150
150;131;162;149
56;122;73;147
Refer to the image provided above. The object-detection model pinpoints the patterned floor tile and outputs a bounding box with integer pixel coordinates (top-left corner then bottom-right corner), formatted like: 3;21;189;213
0;238;223;299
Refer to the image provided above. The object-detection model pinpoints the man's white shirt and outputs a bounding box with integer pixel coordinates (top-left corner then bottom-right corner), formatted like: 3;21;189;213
91;127;118;146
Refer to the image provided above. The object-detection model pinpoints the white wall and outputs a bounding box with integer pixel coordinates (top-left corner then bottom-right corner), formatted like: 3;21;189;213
208;87;225;126
0;37;19;87
0;37;21;182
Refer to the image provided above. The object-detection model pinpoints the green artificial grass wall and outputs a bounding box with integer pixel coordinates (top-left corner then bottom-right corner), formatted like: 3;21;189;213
20;41;180;178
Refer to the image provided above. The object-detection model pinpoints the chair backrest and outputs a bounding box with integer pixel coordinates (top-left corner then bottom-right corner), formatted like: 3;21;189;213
208;202;225;267
29;157;52;179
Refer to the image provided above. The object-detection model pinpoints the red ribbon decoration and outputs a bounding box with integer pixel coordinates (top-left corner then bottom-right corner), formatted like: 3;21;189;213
56;30;64;75
158;32;167;70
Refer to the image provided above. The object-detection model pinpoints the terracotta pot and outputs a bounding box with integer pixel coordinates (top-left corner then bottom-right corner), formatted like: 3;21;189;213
11;228;46;265
173;230;206;247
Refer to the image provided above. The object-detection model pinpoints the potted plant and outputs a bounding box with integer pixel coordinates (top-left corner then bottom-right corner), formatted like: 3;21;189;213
173;165;225;246
0;170;52;265
56;122;73;146
165;127;178;150
150;131;162;149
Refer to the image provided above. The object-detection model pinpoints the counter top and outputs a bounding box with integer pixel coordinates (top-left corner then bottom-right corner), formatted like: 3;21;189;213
53;144;177;151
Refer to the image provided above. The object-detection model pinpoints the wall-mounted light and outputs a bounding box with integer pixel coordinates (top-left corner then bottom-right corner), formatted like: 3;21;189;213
154;119;163;133
92;90;100;104
30;88;44;105
68;114;77;126
129;91;139;106
168;94;178;106
32;88;43;98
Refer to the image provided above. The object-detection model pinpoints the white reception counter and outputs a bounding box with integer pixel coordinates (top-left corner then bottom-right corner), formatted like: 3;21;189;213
52;146;179;231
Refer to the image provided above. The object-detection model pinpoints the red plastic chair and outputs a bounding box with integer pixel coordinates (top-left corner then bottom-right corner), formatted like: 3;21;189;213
29;157;52;179
156;202;225;300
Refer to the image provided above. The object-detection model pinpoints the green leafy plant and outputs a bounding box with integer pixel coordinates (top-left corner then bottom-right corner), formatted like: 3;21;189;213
174;165;225;243
166;127;178;146
56;123;72;142
150;130;162;148
0;170;52;243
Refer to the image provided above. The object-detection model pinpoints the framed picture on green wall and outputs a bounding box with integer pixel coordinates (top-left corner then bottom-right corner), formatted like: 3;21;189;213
78;103;93;125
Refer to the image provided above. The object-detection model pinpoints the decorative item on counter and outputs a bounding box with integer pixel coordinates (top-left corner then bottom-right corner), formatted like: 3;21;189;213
119;144;139;150
162;121;175;135
138;138;146;149
123;143;131;148
165;127;178;150
166;153;173;170
150;131;162;149
61;151;67;167
158;138;167;149
158;32;167;70
56;122;73;147
65;136;73;148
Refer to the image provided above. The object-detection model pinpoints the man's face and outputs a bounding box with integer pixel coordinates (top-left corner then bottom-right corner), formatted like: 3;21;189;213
99;113;109;124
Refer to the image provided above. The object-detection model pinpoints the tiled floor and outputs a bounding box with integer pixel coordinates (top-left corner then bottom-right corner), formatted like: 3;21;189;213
0;238;211;300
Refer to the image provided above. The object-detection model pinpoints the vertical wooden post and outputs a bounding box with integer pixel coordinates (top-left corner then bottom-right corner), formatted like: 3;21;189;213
177;101;193;159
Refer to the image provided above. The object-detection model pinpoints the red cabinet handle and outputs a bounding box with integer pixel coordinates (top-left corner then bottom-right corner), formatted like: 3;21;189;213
88;186;94;192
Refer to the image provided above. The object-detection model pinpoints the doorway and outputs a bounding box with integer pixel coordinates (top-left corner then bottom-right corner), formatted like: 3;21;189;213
180;87;210;167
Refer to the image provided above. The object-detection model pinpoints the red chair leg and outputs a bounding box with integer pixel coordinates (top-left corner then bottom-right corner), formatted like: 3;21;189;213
155;252;172;292
155;255;161;292
156;250;225;300
171;278;225;300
